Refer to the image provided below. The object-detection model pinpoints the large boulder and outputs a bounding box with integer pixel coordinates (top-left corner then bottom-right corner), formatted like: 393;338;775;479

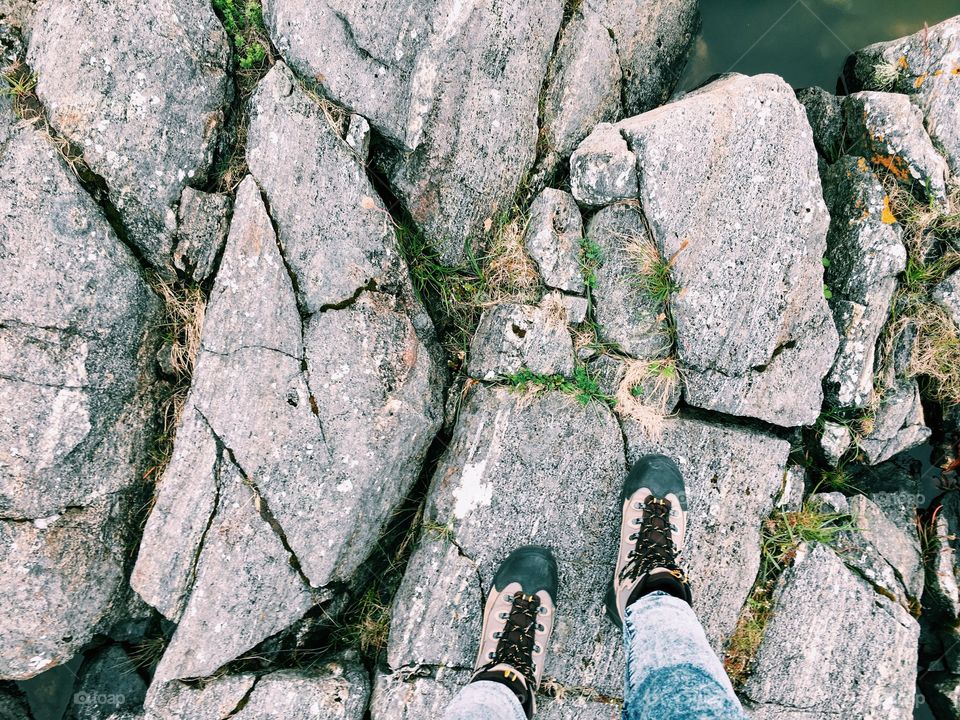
0;99;160;678
134;175;445;683
821;156;906;408
27;0;231;273
843;15;960;176
534;0;699;182
263;0;563;265
608;73;838;426
383;384;628;701
146;657;369;720
741;544;919;719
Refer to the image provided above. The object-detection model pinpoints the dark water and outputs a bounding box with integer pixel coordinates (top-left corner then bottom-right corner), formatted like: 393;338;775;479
681;0;960;92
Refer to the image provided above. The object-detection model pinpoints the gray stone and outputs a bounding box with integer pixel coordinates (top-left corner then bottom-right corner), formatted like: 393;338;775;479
741;544;919;719
812;492;924;609
385;384;627;697
622;415;790;650
172;189;231;282
795;86;844;159
0;1;34;29
927;491;960;623
617;74;838;427
933;270;960;329
859;378;931;465
524;189;585;294
570;124;638;208
345;114;371;159
775;465;806;512
821;157;905;407
28;0;231;272
265;0;562;265
0;99;160;678
66;646;146;720
825;298;892;410
558;294;588;325
820;421;852;466
247;62;405;313
585;203;671;359
231;662;370;720
145;674;257;720
150;457;315;683
534;0;698;181
843;91;949;205
0;103;161;520
0;495;137;680
134;177;445;681
466;300;575;381
842;15;960;175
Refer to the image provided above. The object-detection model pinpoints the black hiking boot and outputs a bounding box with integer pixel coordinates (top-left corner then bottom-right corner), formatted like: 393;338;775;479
606;454;692;629
469;545;558;718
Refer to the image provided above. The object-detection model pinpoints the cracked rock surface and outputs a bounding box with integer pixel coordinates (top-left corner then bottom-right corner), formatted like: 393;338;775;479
134;175;444;682
0;95;160;678
27;0;231;273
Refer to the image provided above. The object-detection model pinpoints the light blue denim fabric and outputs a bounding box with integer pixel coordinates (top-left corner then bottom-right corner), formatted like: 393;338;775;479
623;591;748;720
443;591;747;719
443;680;527;720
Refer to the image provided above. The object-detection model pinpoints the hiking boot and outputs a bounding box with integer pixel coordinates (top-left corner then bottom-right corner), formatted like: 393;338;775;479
606;454;691;628
470;545;558;718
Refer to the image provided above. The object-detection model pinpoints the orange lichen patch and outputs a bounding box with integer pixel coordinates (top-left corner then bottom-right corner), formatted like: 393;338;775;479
857;157;870;173
933;69;943;77
871;154;911;182
881;196;897;224
914;73;928;89
861;208;871;221
898;55;909;70
952;66;960;76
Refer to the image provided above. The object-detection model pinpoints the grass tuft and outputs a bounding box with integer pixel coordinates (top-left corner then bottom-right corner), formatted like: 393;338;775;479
625;235;682;305
614;357;679;437
500;366;613;407
212;0;271;70
397;213;540;370
875;174;960;406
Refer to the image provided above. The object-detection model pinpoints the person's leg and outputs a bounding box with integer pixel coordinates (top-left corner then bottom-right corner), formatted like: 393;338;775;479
607;455;747;720
443;680;527;720
622;592;745;720
443;545;559;720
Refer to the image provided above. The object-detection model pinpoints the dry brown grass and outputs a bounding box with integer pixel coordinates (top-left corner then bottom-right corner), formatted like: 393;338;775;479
151;277;206;379
614;357;680;438
482;212;541;307
876;174;960;406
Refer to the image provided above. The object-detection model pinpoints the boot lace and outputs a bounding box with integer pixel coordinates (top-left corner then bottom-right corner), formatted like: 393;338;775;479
620;496;686;584
478;591;542;688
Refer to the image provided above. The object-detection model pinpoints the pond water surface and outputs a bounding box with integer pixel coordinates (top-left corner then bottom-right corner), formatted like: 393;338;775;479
681;0;959;92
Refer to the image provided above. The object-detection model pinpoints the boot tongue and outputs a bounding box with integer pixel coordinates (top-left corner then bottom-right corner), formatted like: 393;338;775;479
626;567;687;606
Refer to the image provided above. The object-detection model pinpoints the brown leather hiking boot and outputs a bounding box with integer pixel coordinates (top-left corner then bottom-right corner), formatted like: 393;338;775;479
470;545;558;718
606;454;692;628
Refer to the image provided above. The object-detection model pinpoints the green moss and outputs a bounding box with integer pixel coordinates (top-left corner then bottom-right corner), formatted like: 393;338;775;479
500;366;613;407
212;0;270;70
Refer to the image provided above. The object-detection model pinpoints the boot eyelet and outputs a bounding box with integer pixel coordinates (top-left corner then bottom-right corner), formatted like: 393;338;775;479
633;501;643;510
504;594;514;603
493;631;501;639
538;606;548;615
488;652;496;659
536;623;545;631
534;645;541;652
499;612;508;619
